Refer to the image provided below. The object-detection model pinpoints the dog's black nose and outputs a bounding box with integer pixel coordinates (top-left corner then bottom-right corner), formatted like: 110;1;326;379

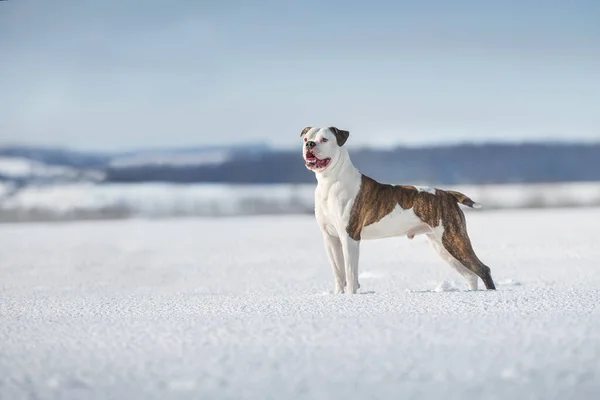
306;141;316;148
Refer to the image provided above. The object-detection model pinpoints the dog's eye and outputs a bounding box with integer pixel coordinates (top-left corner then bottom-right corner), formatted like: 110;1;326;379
321;138;328;143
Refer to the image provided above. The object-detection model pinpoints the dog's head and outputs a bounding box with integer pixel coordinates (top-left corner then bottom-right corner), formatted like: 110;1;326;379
300;126;350;173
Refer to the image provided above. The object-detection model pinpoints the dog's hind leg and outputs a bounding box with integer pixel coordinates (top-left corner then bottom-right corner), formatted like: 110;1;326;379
432;222;496;290
426;234;480;290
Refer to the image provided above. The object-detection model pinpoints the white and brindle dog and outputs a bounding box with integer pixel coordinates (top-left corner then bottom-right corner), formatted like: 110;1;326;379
301;126;496;294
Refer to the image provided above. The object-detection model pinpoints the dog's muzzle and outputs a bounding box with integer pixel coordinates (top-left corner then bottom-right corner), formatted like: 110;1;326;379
305;143;331;170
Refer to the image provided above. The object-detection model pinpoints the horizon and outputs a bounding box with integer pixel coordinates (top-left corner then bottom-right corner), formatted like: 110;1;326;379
2;136;600;155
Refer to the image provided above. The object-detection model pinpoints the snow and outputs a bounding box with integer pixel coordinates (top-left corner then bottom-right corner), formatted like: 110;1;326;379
2;181;600;222
0;156;104;182
0;157;78;180
0;183;315;220
0;157;35;177
1;209;600;399
433;280;461;292
108;150;231;168
0;182;13;198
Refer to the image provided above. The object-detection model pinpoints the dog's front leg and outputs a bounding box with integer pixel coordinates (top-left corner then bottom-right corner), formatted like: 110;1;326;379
322;232;346;294
340;234;360;294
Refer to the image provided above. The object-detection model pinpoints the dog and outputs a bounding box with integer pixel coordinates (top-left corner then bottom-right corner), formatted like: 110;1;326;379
301;126;496;294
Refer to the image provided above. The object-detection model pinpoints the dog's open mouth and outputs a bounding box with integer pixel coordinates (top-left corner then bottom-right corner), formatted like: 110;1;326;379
305;151;331;169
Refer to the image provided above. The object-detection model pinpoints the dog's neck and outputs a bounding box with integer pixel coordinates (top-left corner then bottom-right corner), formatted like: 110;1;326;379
315;148;360;188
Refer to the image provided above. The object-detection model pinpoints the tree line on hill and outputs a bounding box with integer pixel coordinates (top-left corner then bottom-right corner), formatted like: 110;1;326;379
2;142;600;185
103;143;600;185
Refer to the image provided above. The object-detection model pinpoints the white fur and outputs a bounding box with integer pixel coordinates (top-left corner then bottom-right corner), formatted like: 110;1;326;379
361;205;425;240
302;128;362;294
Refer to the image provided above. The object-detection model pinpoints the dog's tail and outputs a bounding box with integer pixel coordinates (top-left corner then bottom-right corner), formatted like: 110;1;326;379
446;190;482;209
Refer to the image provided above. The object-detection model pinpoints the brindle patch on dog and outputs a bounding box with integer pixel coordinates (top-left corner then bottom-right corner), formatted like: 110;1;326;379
346;174;496;289
346;175;476;241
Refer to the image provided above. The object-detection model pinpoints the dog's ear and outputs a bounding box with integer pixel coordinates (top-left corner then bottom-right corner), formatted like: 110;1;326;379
300;126;312;137
328;127;350;146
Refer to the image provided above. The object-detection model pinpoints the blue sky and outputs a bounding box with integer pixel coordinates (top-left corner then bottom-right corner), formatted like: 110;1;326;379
1;0;599;150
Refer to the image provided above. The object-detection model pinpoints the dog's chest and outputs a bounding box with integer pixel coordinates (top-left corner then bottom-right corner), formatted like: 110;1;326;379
314;177;361;236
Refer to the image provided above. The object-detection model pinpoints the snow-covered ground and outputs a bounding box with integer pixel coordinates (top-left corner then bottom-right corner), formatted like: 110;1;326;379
1;209;600;400
2;181;600;222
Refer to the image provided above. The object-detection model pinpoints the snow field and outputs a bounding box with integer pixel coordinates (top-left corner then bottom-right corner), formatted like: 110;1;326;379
1;208;600;399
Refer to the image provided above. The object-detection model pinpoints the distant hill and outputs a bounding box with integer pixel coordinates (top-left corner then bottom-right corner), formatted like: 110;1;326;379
0;145;110;168
1;142;600;185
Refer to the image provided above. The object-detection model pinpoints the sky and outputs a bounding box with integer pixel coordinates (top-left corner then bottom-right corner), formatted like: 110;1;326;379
1;0;599;151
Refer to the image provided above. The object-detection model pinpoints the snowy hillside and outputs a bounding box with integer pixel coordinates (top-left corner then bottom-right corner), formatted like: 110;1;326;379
108;149;232;168
107;144;267;169
4;142;600;185
1;210;599;399
1;181;600;222
0;156;104;182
